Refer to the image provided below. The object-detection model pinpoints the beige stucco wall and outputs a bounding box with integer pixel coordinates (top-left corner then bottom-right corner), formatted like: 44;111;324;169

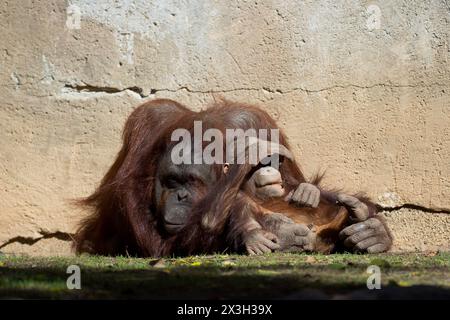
0;0;449;255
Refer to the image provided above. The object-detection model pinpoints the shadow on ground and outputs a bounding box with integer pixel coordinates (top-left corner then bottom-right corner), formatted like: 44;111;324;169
0;253;449;299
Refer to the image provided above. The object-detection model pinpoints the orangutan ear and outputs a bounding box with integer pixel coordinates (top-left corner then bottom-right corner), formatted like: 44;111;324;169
223;163;230;174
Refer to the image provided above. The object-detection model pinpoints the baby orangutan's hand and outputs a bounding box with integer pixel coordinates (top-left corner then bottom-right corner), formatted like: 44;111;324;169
261;213;317;252
243;229;281;255
285;183;321;208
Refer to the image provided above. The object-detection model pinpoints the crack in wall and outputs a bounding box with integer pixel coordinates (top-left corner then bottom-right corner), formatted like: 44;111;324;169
143;82;447;95
0;231;74;250
64;83;146;98
378;203;450;214
282;82;448;94
61;82;447;98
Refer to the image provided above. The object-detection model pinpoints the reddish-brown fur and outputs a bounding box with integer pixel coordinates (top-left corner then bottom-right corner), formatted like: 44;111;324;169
73;98;309;256
73;98;384;257
220;162;383;254
74;99;195;256
261;199;349;253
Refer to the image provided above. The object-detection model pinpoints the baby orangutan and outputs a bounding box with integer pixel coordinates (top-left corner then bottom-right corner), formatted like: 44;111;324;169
241;163;350;254
221;153;392;255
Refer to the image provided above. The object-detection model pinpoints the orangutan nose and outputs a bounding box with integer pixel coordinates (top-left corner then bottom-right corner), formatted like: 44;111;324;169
255;166;282;187
177;189;189;201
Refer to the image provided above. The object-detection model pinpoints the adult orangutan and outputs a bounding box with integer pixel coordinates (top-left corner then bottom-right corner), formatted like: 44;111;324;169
74;99;194;256
73;98;393;257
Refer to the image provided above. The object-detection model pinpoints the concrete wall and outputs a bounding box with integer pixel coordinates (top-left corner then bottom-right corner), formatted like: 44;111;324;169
1;0;449;255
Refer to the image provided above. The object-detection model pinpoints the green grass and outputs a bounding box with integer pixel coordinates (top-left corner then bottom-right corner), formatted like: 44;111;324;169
0;252;449;299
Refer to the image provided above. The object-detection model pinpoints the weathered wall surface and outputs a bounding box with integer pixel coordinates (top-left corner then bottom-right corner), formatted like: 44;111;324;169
1;0;449;255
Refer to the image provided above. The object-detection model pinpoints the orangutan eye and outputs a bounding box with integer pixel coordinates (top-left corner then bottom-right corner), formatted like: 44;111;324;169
164;175;181;189
259;154;284;168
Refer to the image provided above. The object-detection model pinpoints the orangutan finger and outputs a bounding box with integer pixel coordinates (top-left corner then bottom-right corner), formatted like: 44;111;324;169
336;194;370;221
293;224;311;236
343;229;376;247
367;243;388;253
339;222;369;239
284;190;294;202
354;237;380;251
262;237;281;251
